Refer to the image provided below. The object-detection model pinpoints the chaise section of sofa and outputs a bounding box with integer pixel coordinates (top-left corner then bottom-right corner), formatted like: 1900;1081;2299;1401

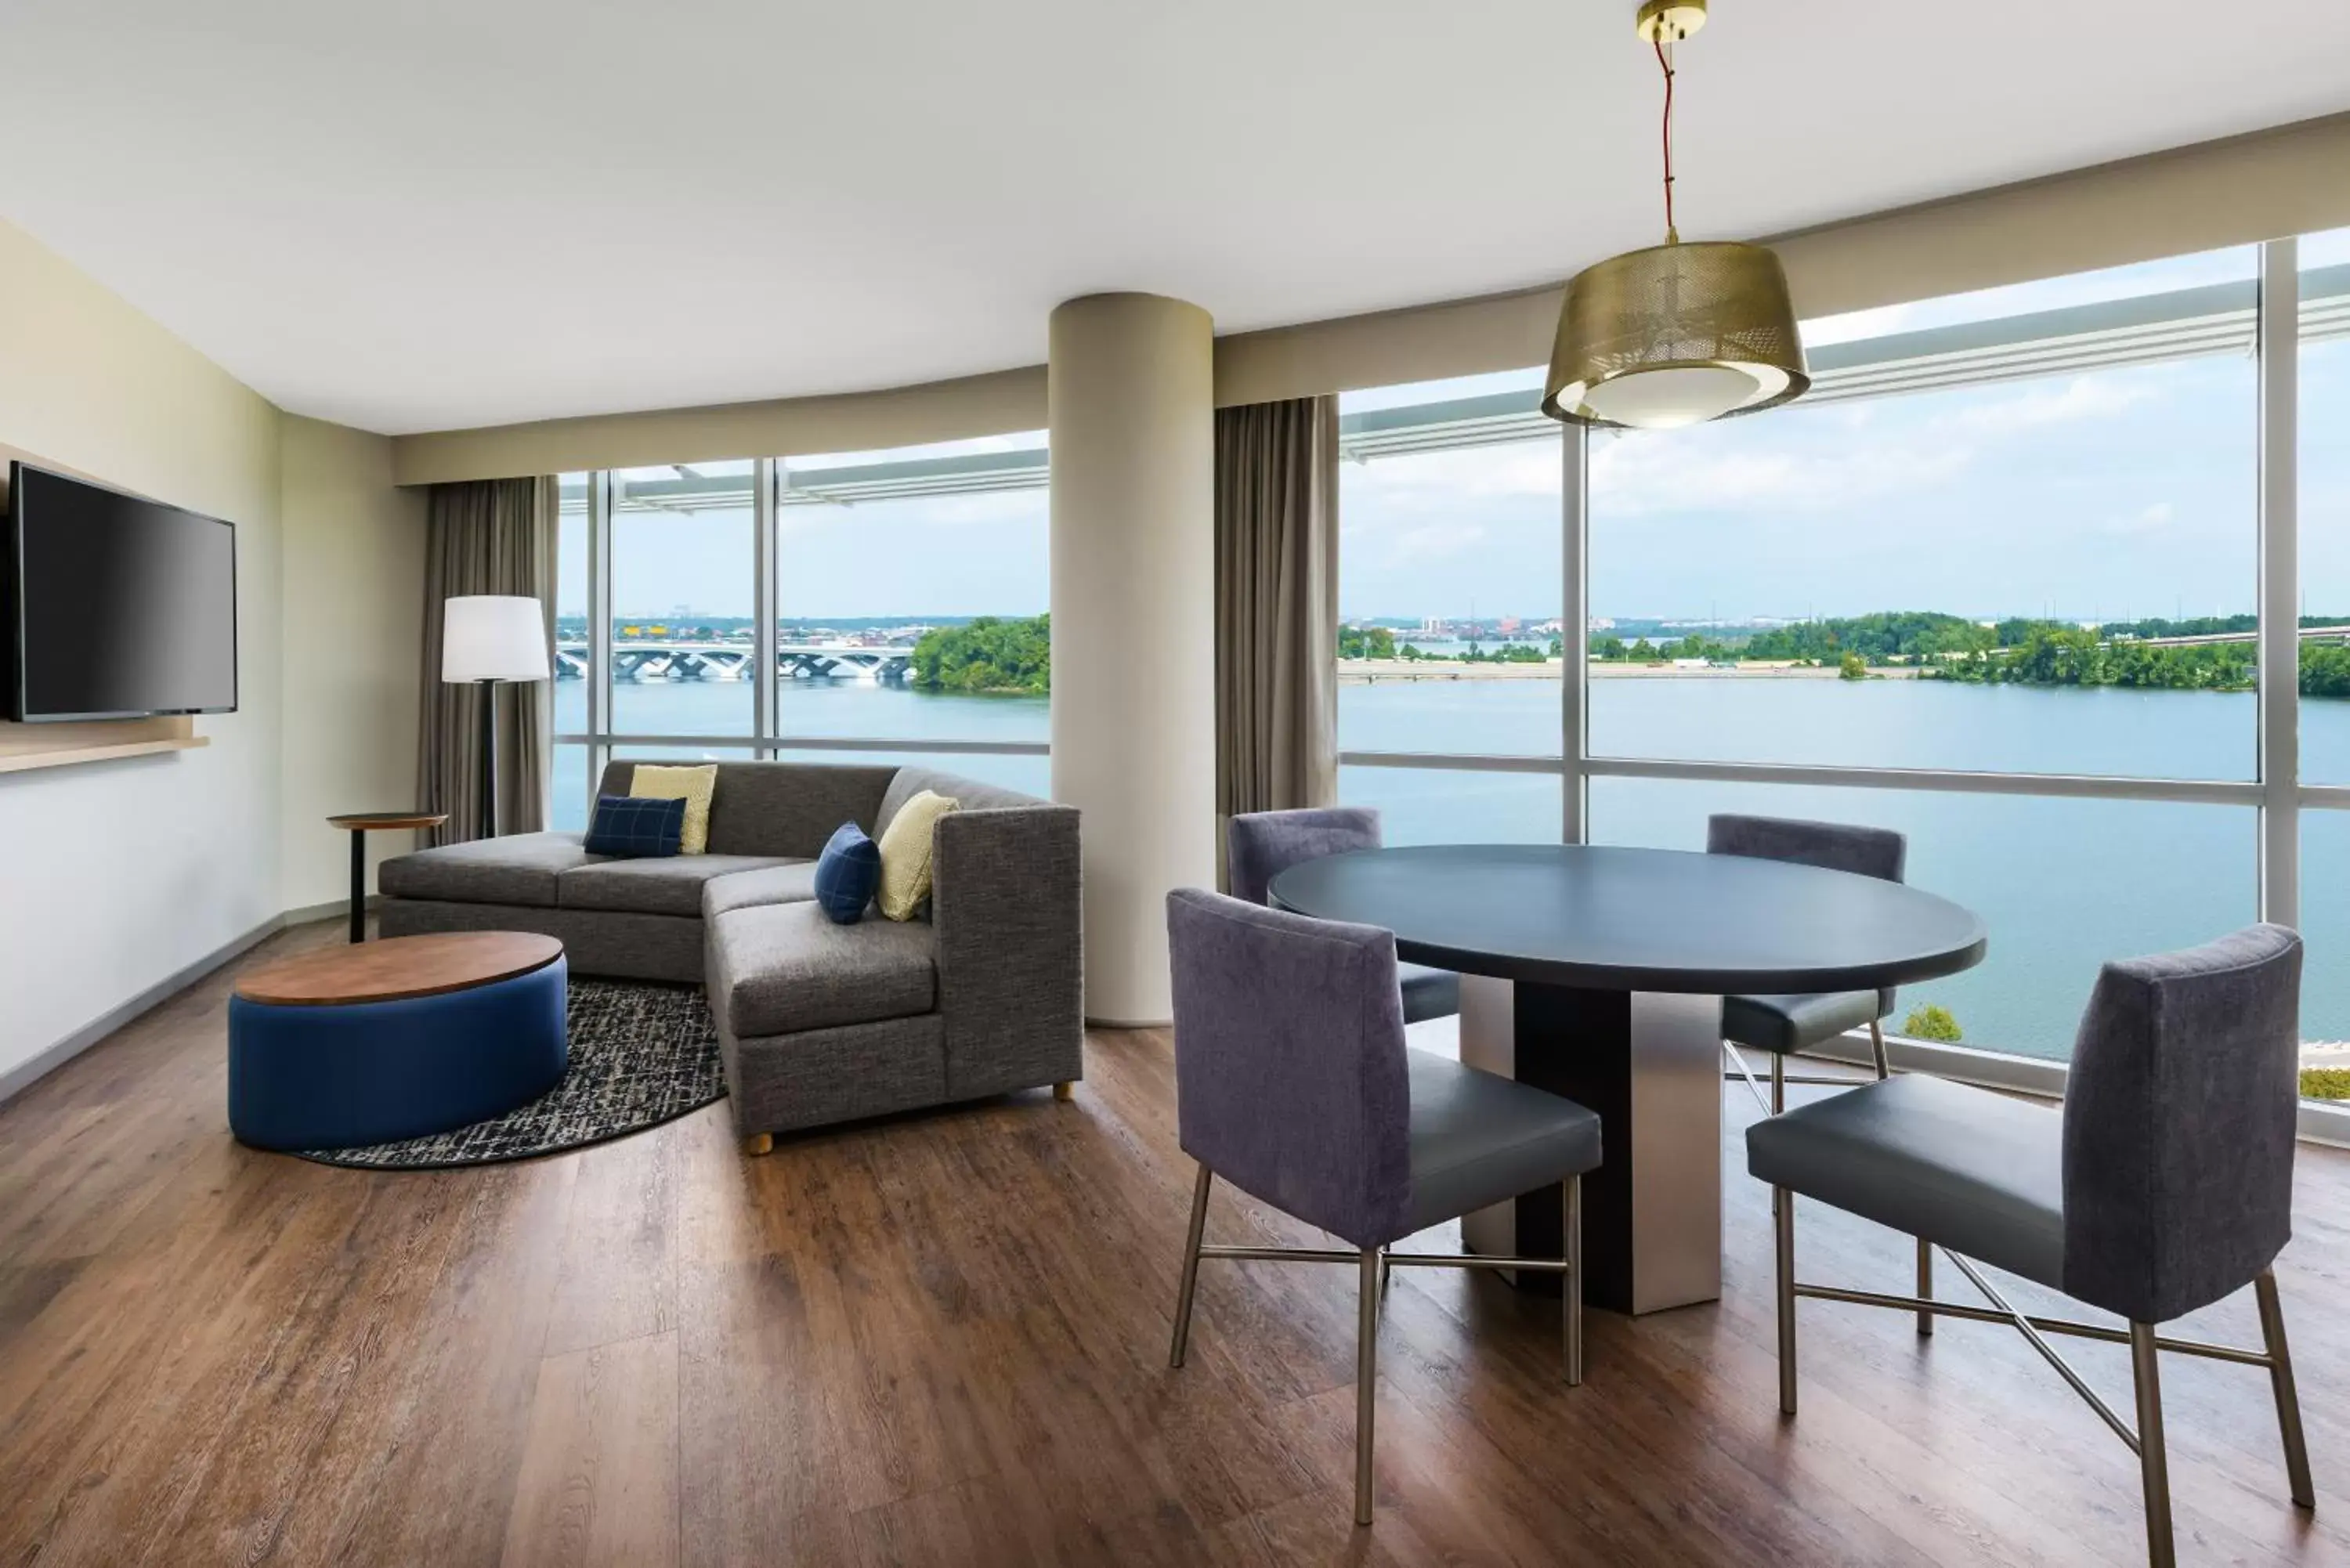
701;765;1083;1136
376;759;1083;1143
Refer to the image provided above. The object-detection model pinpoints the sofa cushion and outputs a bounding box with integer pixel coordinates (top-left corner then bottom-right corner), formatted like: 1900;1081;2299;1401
627;764;718;854
701;861;820;919
378;832;598;908
710;901;938;1037
584;794;686;858
813;822;882;923
718;764;898;858
877;789;958;921
880;764;1043;831
559;854;796;919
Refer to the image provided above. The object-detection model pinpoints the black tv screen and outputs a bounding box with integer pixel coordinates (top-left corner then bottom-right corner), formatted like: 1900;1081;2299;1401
5;462;238;721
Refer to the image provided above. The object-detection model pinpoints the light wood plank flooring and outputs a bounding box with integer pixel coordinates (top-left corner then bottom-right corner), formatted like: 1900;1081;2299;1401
3;916;2348;1566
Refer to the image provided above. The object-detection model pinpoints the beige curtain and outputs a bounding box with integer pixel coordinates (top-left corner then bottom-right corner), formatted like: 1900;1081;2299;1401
418;476;555;844
1214;396;1340;830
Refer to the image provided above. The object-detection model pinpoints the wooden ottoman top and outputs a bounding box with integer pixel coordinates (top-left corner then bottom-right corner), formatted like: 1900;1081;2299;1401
237;932;565;1007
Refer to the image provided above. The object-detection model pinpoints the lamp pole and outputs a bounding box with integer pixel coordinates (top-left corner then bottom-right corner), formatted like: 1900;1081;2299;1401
478;677;500;840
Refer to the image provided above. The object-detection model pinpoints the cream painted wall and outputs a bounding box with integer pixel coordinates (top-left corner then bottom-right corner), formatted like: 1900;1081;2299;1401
0;217;286;1086
0;220;422;1096
279;416;426;912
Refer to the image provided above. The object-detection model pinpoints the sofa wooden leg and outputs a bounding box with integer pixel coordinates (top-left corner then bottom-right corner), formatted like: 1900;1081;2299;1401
743;1133;774;1156
1054;1081;1076;1101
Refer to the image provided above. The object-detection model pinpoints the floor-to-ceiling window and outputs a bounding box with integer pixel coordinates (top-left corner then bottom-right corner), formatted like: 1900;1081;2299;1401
772;434;1050;796
1339;235;2348;1107
2294;226;2350;1095
551;471;594;831
1337;370;1564;843
1589;246;2264;1063
552;435;1051;825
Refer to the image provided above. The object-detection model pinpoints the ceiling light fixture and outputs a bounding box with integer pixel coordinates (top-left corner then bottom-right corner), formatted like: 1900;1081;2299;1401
1541;0;1809;430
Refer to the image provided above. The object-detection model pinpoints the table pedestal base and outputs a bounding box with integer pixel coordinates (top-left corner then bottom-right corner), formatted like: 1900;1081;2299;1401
1458;975;1723;1314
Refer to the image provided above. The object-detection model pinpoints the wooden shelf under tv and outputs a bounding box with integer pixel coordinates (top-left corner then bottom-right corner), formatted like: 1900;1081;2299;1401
0;715;208;775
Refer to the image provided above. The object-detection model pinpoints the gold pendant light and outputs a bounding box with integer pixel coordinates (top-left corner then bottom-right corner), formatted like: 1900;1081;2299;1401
1542;0;1809;430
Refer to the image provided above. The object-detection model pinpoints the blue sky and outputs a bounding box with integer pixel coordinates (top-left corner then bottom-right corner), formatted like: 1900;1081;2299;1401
564;233;2350;627
1342;237;2350;627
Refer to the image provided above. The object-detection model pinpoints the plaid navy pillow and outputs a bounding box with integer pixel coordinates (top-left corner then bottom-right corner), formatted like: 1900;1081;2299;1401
585;794;687;858
813;820;881;923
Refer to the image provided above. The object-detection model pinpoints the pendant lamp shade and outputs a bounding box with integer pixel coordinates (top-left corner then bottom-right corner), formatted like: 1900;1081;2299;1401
1542;240;1808;430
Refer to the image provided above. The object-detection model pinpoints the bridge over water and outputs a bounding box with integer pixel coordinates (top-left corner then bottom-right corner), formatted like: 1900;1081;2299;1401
2120;624;2350;649
555;641;913;682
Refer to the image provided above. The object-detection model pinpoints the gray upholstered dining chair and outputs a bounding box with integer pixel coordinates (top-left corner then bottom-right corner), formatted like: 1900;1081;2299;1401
1749;924;2313;1568
1227;807;1460;1024
1164;887;1602;1526
1707;813;1911;1111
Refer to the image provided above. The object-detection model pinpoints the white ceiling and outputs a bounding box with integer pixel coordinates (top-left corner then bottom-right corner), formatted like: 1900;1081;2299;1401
2;1;2345;436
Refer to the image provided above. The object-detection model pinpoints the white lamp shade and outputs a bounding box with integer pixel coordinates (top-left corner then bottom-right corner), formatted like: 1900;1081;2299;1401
442;594;550;683
1578;363;1779;430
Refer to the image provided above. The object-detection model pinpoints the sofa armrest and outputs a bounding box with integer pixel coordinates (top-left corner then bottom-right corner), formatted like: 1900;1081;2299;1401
930;803;1083;1099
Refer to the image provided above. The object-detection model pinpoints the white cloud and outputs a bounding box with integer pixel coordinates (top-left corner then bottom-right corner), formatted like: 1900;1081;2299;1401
1943;374;2158;436
1581;370;2169;521
1349;441;1561;510
1386;521;1487;564
2105;501;2175;536
1589;429;1967;516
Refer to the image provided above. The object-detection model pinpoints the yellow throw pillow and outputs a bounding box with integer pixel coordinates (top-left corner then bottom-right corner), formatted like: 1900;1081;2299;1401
876;789;959;921
629;764;719;855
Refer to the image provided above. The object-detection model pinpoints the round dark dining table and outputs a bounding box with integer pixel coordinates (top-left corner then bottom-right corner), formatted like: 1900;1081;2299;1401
1270;843;1986;1314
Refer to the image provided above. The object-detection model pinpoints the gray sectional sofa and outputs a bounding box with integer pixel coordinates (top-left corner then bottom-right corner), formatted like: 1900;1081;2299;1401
378;760;1083;1147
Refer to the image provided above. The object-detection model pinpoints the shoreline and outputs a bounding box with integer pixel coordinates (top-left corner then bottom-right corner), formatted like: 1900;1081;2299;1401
1338;659;1924;684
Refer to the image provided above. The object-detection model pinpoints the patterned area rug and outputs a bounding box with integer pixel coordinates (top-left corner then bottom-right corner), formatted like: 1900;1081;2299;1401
298;979;726;1170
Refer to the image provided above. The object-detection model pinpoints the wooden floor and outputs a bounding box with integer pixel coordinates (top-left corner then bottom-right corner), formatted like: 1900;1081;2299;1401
5;919;2349;1566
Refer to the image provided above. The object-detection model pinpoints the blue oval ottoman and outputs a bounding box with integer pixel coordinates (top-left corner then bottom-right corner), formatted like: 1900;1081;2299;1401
229;932;569;1151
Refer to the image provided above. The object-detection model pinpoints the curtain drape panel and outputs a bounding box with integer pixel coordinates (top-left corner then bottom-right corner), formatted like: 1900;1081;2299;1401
418;477;555;845
1214;396;1340;832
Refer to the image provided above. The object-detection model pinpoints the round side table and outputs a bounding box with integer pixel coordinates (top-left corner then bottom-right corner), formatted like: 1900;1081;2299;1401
328;812;449;943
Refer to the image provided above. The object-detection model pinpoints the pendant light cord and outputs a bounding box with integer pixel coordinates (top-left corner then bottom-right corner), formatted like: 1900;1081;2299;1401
1655;37;1678;243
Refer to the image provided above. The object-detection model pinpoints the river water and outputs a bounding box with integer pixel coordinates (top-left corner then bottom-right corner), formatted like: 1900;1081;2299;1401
554;673;2350;1060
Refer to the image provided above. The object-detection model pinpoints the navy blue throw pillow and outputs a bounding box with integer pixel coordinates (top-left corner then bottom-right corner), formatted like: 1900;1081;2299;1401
814;820;881;923
585;794;686;858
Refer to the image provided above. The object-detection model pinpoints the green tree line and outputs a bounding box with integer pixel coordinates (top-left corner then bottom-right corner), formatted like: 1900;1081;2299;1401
1327;610;2350;696
909;615;1050;695
1928;625;2257;692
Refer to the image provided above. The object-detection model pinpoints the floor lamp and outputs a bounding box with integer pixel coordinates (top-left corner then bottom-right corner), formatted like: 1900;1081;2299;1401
442;595;550;840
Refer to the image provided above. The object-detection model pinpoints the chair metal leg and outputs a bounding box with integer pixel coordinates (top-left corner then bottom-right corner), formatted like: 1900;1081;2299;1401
1354;1246;1380;1526
1169;1164;1212;1369
1916;1238;1935;1337
2254;1268;2316;1509
1869;1017;1891;1080
1775;1186;1798;1415
1767;1053;1787;1222
2130;1323;2178;1568
1564;1174;1584;1386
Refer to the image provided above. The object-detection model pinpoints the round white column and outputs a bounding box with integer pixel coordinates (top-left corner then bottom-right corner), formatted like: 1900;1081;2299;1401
1049;292;1217;1026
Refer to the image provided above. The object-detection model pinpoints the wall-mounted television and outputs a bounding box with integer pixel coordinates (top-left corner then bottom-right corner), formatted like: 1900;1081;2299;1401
4;461;238;722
